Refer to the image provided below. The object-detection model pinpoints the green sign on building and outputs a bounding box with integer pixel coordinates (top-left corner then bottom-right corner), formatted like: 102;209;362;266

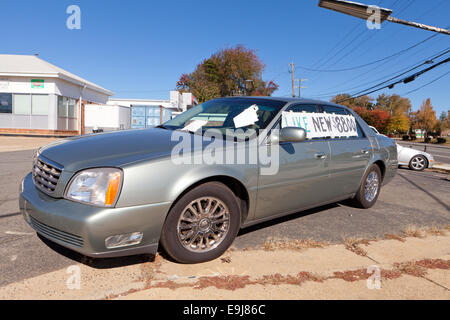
31;79;44;88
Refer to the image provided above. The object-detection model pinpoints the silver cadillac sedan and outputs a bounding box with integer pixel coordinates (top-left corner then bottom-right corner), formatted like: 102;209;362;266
20;97;397;263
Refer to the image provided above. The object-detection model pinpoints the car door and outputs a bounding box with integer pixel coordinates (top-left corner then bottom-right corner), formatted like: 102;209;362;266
320;105;372;197
255;104;333;220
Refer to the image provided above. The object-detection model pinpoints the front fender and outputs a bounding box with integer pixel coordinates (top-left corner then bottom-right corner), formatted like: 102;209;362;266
116;156;258;218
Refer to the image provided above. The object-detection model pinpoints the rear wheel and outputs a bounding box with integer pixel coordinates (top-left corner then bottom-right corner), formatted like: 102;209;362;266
353;164;381;209
160;182;241;263
409;155;427;171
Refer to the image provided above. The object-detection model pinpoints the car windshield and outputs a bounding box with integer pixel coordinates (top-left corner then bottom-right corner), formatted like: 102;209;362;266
162;97;286;135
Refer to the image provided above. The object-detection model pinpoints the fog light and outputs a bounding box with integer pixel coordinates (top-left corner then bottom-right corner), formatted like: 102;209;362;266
105;232;143;249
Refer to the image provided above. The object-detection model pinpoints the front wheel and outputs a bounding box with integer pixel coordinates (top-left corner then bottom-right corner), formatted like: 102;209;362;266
160;182;241;264
409;155;427;171
353;164;381;209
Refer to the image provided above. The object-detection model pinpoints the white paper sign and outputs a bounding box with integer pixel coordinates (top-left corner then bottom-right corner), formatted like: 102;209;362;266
233;104;259;128
281;111;358;138
182;119;208;132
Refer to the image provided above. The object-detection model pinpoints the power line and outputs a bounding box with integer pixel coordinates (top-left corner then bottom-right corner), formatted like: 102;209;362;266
306;0;414;77
310;36;446;96
312;48;450;98
336;57;450;103
401;70;450;96
295;32;440;73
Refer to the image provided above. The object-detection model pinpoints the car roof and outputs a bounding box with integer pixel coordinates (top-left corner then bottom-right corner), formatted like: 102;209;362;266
221;96;349;110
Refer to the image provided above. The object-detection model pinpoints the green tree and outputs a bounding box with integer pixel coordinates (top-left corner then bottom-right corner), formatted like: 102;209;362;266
437;111;449;134
375;94;411;116
176;45;278;103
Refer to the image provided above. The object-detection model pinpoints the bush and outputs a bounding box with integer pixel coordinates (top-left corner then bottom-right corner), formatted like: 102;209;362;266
409;135;417;140
437;137;447;144
424;137;431;143
402;135;409;141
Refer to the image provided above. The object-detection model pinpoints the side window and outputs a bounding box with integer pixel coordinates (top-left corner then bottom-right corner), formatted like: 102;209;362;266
321;105;365;139
284;104;321;140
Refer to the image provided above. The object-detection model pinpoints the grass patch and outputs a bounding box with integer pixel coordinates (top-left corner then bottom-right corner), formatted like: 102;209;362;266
263;238;329;251
402;225;425;238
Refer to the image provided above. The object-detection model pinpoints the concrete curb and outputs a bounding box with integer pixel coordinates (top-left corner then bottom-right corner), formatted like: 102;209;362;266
430;162;450;174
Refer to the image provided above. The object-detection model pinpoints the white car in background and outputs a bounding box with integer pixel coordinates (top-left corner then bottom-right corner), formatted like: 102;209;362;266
369;126;434;171
396;144;434;171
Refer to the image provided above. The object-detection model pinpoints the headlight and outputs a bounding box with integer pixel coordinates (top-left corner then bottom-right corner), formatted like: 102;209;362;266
65;168;123;207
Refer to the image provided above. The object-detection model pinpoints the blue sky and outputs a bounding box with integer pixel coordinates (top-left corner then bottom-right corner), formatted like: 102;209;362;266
2;0;449;115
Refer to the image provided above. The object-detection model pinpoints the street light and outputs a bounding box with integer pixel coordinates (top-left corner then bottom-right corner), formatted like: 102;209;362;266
318;0;450;35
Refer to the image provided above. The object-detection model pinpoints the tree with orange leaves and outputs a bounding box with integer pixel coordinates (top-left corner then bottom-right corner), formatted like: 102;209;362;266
413;98;438;139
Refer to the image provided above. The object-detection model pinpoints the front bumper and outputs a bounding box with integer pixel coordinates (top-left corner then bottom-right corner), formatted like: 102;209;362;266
20;173;171;258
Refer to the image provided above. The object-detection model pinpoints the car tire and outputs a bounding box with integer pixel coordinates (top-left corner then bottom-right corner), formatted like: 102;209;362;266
409;155;427;171
160;182;241;264
353;164;382;209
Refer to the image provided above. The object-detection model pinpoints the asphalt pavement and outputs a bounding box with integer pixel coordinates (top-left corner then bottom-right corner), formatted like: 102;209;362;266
0;149;449;287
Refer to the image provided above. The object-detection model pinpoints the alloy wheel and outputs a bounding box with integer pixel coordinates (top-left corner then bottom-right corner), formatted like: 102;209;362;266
176;197;230;252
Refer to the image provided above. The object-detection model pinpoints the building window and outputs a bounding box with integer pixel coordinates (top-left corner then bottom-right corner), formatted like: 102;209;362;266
13;94;31;115
58;96;78;118
31;94;49;115
0;93;12;113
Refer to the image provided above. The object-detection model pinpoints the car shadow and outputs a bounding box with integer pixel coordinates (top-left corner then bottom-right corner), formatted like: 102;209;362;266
237;202;342;237
37;234;155;269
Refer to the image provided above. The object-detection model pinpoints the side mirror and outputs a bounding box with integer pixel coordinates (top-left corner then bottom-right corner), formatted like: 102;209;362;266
268;127;307;144
280;127;307;143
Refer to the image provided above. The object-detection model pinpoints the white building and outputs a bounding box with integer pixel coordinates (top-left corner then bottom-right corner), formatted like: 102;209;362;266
0;54;113;136
84;104;131;133
104;91;197;130
107;91;197;114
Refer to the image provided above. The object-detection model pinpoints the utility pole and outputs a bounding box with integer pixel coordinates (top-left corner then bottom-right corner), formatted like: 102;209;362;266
295;78;308;98
290;62;295;97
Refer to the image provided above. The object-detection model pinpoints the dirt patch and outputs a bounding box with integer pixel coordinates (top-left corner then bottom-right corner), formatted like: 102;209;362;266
414;259;450;270
394;261;427;277
196;275;252;290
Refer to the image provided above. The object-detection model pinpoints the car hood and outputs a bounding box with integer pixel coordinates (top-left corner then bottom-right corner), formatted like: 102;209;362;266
39;128;193;172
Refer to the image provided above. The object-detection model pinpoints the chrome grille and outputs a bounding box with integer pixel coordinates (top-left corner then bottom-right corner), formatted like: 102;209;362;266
32;156;62;194
30;216;84;247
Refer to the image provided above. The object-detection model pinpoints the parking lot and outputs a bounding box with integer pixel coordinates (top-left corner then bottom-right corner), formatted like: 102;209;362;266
0;137;449;292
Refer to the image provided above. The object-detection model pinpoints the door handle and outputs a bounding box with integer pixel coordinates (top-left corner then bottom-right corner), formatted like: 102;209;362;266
315;153;327;159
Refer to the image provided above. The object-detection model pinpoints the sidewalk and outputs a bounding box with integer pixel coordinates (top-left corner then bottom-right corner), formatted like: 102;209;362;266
0;136;58;153
1;228;448;299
